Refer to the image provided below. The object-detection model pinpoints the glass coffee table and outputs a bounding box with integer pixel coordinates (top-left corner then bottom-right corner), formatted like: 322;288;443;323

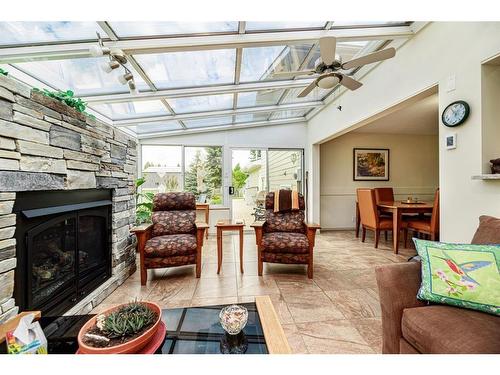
11;296;290;354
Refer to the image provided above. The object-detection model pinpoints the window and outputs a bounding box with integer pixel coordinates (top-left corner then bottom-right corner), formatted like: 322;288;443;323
140;145;223;205
184;147;223;205
141;146;183;194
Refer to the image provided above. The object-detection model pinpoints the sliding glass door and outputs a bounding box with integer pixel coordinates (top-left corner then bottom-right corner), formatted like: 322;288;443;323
230;148;303;226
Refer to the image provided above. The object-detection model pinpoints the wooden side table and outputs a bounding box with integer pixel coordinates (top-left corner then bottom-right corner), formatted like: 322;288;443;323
215;219;245;274
196;203;210;239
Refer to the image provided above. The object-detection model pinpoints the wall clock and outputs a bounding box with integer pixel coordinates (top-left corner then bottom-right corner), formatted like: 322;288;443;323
442;100;470;127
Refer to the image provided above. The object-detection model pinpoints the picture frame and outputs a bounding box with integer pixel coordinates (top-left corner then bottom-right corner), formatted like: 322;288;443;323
353;148;390;181
446;133;457;150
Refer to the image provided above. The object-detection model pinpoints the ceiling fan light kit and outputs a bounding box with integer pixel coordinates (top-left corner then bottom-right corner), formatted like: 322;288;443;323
275;36;397;98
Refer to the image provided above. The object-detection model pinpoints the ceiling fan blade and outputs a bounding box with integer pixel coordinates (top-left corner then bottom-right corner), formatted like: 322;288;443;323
273;70;316;78
297;80;317;98
319;36;337;65
339;74;363;90
342;47;396;70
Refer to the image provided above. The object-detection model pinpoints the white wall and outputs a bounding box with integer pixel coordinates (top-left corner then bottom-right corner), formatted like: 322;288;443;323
307;22;500;242
139;122;308;232
320;132;439;229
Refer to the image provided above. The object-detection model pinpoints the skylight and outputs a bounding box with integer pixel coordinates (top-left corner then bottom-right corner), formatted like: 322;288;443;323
0;21;414;137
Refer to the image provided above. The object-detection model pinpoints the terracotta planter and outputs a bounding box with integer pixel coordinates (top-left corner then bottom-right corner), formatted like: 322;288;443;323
77;302;162;354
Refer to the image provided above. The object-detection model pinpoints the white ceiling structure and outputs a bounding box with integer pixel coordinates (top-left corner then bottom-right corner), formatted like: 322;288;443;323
0;21;416;138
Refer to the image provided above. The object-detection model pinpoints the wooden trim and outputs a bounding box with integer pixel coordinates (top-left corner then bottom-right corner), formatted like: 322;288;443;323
255;296;291;354
0;311;41;344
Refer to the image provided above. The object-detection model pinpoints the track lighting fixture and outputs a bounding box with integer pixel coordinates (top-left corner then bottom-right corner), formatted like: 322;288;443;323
89;45;110;57
118;72;134;85
101;60;120;73
128;80;139;95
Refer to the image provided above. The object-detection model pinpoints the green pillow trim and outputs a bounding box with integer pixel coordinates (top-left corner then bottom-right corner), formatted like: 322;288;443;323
414;239;500;316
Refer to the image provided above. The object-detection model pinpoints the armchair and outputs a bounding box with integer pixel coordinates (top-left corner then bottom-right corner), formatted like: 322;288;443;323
251;191;320;278
131;192;208;285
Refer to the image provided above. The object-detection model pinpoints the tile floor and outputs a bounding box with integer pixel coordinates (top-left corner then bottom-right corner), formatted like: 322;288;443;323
93;230;417;354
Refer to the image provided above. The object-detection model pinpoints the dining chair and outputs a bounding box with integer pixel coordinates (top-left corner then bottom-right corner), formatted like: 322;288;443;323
357;188;399;248
373;187;394;240
404;188;440;245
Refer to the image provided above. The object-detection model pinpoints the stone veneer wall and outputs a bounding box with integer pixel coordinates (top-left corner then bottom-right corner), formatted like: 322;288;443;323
0;74;137;322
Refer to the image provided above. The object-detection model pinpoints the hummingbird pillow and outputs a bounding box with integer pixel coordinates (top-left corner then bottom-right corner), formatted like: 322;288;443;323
414;239;500;316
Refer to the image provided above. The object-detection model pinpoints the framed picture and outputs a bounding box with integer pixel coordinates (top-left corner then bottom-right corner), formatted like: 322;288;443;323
446;133;457;150
353;148;390;181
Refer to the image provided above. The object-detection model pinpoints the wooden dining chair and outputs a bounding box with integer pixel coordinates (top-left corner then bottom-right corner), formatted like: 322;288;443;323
374;187;394;203
356;188;395;248
404;188;440;246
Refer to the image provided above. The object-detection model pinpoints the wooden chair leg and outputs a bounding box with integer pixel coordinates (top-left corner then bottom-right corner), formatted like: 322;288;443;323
384;231;388;241
430;233;436;241
140;263;147;286
374;229;380;249
361;227;366;242
307;247;314;279
403;228;408;248
258;248;263;276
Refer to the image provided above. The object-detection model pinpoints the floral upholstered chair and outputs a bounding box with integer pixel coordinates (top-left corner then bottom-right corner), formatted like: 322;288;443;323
131;192;208;285
251;191;320;278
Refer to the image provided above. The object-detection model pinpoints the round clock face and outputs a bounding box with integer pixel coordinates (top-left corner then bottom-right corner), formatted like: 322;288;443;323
442;101;470;127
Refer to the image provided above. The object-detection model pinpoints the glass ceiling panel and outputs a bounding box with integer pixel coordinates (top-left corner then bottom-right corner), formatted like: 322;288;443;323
167;94;233;114
331;21;408;28
13;58;149;96
89;100;168;120
240;44;312;82
234;112;271;123
0;22;105;46
134;49;235;89
183;116;233;129
237;89;284;108
127;121;183;135
281;86;331;104
269;109;308;120
245;22;326;31
109;22;238;38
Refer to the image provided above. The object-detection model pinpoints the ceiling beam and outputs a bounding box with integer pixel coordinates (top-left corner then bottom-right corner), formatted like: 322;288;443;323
83;78;315;104
137;117;306;139
0;26;414;63
113;101;322;126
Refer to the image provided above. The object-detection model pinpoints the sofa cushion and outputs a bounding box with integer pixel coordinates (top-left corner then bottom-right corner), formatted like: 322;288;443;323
153;192;196;211
264;210;305;233
471;215;500;245
414;239;500;316
152;210;196;236
144;234;197;258
262;232;309;254
401;305;500;353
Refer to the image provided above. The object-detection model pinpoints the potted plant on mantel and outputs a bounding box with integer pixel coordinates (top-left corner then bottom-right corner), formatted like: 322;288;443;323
77;301;162;354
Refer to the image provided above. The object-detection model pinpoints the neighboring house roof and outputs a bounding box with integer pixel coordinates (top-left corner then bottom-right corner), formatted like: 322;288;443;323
144;166;182;174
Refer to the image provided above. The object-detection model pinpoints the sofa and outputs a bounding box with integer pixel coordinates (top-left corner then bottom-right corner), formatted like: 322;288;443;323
375;215;500;354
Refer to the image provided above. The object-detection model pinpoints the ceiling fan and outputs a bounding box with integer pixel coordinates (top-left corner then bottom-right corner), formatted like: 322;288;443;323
274;37;396;98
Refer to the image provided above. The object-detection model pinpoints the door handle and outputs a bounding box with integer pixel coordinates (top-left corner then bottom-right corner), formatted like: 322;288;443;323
229;186;235;195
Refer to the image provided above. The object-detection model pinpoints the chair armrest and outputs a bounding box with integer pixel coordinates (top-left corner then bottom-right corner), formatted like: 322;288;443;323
130;223;153;233
195;221;209;229
305;222;321;230
375;262;426;354
251;221;265;228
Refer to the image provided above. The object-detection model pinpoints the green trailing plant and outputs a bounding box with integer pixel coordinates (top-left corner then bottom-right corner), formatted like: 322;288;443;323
0;68;8;76
135;177;154;224
102;302;157;339
32;88;95;119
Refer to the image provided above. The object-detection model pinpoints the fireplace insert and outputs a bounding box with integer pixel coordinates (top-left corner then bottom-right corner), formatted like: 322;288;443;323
14;189;112;316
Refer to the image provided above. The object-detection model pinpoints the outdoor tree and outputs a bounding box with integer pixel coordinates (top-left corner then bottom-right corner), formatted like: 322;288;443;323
204;147;223;199
232;163;249;196
185;150;204;195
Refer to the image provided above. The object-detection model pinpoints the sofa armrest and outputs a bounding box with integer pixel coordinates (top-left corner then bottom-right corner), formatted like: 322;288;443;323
375;262;426;354
251;221;265;246
305;222;320;247
130;223;152;261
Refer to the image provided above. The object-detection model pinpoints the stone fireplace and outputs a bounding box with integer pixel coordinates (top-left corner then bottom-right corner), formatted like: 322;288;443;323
0;74;137;322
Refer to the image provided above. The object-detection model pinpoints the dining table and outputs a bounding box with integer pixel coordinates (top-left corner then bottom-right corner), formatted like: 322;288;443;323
377;200;434;254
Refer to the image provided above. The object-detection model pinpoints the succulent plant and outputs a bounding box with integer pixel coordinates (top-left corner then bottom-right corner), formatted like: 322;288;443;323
101;302;157;339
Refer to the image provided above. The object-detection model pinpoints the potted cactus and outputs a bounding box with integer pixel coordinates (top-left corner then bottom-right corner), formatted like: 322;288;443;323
77;301;161;354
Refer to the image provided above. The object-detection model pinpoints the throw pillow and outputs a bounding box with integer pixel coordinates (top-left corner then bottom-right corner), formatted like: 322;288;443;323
471;215;500;244
414;239;500;316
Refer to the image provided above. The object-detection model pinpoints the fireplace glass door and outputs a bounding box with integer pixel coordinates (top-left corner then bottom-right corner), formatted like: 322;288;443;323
28;214;77;308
